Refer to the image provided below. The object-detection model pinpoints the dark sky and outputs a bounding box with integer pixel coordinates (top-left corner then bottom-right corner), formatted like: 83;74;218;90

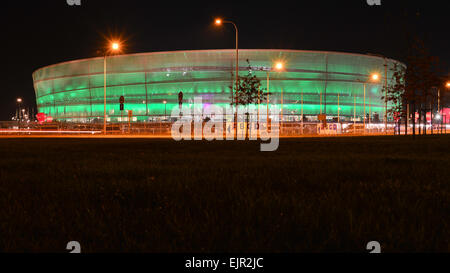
1;0;448;120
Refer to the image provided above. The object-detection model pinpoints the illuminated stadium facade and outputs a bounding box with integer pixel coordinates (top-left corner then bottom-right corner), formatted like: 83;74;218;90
32;49;402;123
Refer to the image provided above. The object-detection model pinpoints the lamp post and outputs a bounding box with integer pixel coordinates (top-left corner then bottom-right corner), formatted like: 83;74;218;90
441;82;450;112
21;109;26;130
367;53;388;134
16;98;23;122
441;82;450;134
367;73;380;134
214;18;239;114
103;41;121;135
357;73;380;135
264;62;284;122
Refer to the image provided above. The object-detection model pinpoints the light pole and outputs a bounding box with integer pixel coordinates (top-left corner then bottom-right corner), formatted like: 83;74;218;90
103;41;121;135
357;73;380;135
16;98;23;122
441;82;450;134
264;62;284;123
367;53;388;134
215;18;239;115
442;82;450;112
367;73;380;134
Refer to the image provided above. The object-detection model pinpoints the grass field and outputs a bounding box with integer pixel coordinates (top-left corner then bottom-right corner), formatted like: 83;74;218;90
0;135;449;253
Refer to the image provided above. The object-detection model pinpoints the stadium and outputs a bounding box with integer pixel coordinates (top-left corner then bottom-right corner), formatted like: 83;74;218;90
32;49;401;123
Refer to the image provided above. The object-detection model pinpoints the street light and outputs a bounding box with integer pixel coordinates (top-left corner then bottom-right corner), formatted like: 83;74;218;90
275;62;284;71
264;62;284;122
103;41;121;134
358;73;380;134
367;53;389;134
16;98;23;122
434;81;450;134
367;73;381;134
214;18;239;123
439;81;450;133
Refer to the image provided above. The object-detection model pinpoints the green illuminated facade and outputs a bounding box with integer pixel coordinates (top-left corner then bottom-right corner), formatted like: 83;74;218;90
32;49;402;123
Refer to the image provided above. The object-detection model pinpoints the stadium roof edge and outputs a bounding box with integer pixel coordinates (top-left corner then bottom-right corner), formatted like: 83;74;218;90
32;49;404;76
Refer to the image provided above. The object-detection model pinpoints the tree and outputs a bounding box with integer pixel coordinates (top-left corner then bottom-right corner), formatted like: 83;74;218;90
383;37;441;138
230;60;269;107
382;62;406;135
229;60;270;138
406;38;441;136
382;9;444;137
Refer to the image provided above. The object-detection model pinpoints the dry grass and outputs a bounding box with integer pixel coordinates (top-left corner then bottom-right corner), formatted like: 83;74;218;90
0;135;449;252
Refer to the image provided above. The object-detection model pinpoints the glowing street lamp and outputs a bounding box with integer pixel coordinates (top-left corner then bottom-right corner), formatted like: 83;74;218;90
437;81;450;134
437;81;450;121
16;98;23;123
214;18;239;129
103;41;122;134
275;62;284;71
359;73;381;134
265;61;285;122
371;73;380;81
112;42;120;51
367;73;381;133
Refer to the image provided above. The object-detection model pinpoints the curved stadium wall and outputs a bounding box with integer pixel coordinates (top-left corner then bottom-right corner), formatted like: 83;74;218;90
32;49;401;123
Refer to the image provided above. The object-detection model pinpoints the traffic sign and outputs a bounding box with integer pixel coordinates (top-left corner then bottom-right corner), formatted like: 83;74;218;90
119;96;125;104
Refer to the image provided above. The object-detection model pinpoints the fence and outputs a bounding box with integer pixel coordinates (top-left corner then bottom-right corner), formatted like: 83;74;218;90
1;121;426;137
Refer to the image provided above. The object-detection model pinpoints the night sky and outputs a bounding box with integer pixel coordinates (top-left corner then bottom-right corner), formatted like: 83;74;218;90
1;0;448;120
